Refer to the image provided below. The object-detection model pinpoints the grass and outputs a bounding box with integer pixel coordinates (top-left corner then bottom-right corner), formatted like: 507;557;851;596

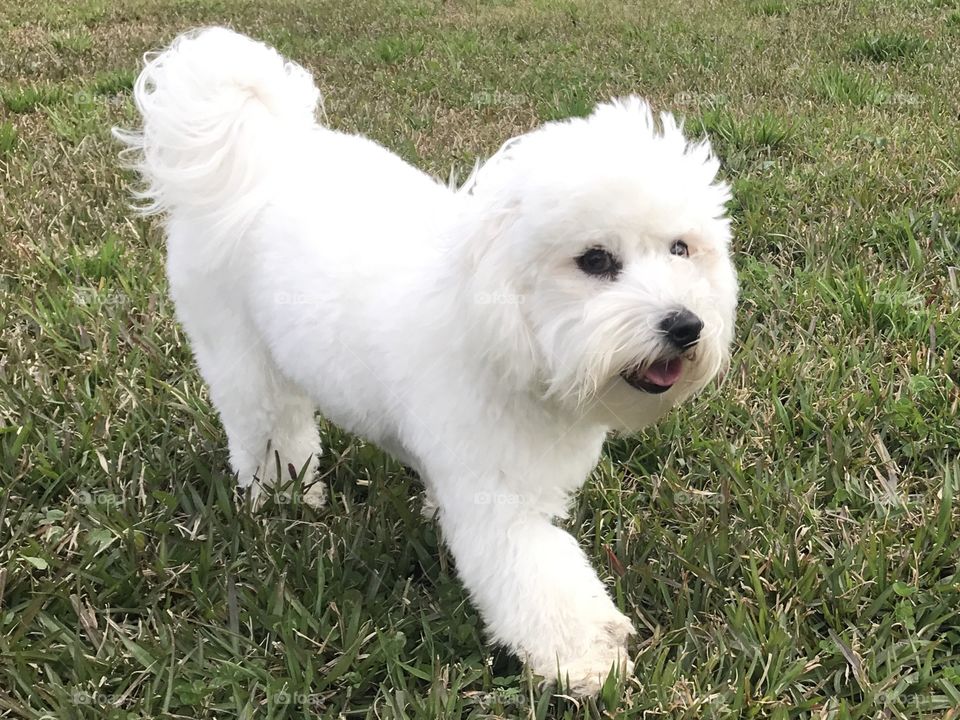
373;35;425;65
849;33;928;63
0;0;959;718
817;67;889;106
50;28;94;54
0;122;16;156
695;107;795;174
0;84;66;114
747;0;790;16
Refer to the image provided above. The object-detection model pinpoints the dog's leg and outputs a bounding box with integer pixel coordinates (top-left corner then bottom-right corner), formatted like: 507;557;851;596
200;341;324;507
172;285;324;507
432;485;634;695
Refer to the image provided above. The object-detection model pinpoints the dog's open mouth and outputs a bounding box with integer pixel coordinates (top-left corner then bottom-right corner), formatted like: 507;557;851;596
620;357;684;394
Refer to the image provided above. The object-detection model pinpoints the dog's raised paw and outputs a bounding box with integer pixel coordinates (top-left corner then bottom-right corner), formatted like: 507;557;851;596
550;645;634;697
533;610;635;696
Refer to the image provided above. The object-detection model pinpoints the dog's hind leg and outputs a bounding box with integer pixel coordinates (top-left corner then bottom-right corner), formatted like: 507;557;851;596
200;337;324;507
171;276;324;508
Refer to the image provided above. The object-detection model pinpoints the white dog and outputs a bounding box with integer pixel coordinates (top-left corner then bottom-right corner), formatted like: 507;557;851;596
116;27;737;695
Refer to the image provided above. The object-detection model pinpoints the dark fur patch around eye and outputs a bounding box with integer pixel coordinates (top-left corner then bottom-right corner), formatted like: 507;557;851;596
576;247;622;279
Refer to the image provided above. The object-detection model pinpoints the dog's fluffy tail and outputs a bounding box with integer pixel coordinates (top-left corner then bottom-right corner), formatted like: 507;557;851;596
114;27;320;242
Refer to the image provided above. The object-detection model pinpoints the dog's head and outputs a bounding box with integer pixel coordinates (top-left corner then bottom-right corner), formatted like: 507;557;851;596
459;96;737;431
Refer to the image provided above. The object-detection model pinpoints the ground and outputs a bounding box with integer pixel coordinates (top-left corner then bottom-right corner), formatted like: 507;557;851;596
0;0;959;718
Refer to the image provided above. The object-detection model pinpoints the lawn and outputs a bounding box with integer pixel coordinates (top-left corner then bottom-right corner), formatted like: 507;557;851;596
1;0;959;718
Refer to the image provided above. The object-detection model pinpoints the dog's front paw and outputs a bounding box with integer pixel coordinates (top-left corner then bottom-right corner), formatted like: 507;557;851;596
553;648;634;697
533;610;635;696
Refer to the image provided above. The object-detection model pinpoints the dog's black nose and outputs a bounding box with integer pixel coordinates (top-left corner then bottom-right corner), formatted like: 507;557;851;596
659;309;703;349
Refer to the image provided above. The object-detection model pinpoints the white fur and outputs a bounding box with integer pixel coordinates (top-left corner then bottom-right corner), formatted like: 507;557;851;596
116;27;737;695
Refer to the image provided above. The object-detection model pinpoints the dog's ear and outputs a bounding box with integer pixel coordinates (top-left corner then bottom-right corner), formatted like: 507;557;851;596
459;199;541;390
458;135;524;197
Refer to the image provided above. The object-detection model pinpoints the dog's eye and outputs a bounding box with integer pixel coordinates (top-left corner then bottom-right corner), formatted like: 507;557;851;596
576;247;621;278
670;239;689;258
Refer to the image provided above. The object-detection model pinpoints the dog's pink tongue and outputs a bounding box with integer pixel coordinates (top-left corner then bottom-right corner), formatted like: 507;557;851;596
643;357;683;386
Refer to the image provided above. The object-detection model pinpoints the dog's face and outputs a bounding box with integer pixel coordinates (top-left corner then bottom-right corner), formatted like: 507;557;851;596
463;97;737;431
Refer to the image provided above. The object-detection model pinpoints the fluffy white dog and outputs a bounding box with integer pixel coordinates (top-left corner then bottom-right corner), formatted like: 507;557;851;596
116;27;737;695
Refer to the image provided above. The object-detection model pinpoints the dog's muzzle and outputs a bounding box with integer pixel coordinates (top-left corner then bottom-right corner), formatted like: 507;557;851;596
621;308;702;393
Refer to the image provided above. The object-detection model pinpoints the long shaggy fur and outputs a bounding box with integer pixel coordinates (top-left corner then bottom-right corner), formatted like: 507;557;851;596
116;27;738;695
115;27;320;248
